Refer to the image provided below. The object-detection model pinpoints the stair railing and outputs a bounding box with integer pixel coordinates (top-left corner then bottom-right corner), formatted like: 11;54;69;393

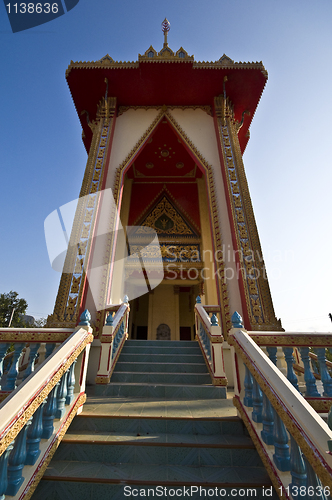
228;311;332;499
194;297;228;386
95;296;130;384
0;327;74;405
0;310;93;500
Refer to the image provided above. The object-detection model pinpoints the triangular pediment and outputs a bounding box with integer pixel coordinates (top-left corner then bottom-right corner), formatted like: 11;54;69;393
131;194;199;238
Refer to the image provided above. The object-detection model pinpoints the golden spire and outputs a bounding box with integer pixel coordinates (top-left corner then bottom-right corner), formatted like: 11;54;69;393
161;18;170;48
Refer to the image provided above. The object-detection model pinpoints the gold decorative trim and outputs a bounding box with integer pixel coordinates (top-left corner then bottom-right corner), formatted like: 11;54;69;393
249;333;332;347
0;330;73;342
233;396;287;500
49;97;117;328
214;96;282;331
0;333;93;456
21;393;86;500
306;398;332;413
230;336;332;490
118;105;212;117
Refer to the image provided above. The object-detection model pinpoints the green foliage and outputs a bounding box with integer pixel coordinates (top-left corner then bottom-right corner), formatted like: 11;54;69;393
0;291;28;327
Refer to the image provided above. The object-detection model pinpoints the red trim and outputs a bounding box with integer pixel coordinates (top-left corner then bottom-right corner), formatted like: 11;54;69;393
78;110;118;319
18;393;84;500
79;350;86;386
234;352;241;393
213;106;251;330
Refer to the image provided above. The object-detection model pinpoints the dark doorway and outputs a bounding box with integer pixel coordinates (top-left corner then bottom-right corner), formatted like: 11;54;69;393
136;326;148;340
180;326;192;341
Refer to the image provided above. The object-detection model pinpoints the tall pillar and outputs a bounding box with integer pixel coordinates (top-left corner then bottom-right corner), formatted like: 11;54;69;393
48;97;117;329
214;96;282;331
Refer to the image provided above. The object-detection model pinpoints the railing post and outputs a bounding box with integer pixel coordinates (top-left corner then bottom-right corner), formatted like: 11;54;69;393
66;359;77;405
283;347;300;391
45;343;56;360
0;442;14;499
252;378;263;423
261;393;274;445
289;435;306;489
0;343;9;383
316;348;332;397
23;343;40;381
299;347;320;397
25;400;46;465
266;346;277;365
273;411;290;472
2;343;25;390
243;365;253;407
42;382;59;439
56;371;68;419
6;419;32;496
303;456;329;500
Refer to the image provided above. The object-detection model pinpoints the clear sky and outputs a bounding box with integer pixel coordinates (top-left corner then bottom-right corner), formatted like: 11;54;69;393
1;0;332;332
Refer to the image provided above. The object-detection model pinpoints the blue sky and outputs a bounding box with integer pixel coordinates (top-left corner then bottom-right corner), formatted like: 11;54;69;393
1;0;332;331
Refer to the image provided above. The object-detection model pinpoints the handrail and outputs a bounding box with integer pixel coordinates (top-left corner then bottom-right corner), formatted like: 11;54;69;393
194;297;227;387
0;312;93;500
228;312;332;499
95;299;130;384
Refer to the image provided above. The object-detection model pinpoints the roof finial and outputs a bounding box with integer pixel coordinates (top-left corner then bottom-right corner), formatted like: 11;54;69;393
161;18;170;48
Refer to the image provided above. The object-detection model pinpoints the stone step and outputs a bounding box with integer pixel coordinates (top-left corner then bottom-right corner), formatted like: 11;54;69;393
121;345;202;355
114;361;208;373
92;382;226;399
33;481;278;500
125;340;196;347
110;372;212;385
68;415;246;436
118;353;205;363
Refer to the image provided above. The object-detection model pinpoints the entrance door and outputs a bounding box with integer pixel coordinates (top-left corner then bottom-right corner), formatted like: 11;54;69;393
180;326;192;341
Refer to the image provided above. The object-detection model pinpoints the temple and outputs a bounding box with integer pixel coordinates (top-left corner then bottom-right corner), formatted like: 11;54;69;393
0;20;331;500
48;19;282;345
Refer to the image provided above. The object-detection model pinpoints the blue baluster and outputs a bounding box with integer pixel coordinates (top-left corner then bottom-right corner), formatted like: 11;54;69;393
25;400;46;465
273;411;290;471
231;311;243;328
23;343;40;381
289;435;306;489
316;348;332;397
106;312;114;326
2;343;25;391
56;371;68;419
283;347;300;391
303;456;329;500
45;343;56;360
0;442;14;499
252;378;263;423
261;393;274;445
266;346;277;366
299;348;320;397
211;313;218;326
42;382;59;439
79;309;91;326
6;419;32;496
0;343;9;384
66;359;77;405
243;365;253;407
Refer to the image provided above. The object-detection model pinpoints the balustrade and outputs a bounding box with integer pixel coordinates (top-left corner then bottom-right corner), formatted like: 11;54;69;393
228;311;332;498
0;311;93;499
194;297;227;387
95;298;130;384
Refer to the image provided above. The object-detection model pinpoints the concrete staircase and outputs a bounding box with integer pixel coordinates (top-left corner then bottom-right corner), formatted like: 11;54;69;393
32;340;277;499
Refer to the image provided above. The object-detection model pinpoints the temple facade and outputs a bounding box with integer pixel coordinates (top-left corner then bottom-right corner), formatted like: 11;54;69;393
48;19;282;351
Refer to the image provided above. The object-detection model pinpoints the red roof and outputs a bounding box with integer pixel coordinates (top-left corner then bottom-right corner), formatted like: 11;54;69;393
66;49;267;153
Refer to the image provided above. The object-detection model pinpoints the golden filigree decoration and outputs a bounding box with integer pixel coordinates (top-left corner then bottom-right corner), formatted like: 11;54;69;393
230;338;332;490
22;393;86;500
233;397;287;500
0;333;92;457
136;196;194;235
49;97;117;328
214;96;282;332
249;334;332;347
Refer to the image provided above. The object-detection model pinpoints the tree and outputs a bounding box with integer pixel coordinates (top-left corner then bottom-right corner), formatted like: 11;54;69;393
0;291;28;327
